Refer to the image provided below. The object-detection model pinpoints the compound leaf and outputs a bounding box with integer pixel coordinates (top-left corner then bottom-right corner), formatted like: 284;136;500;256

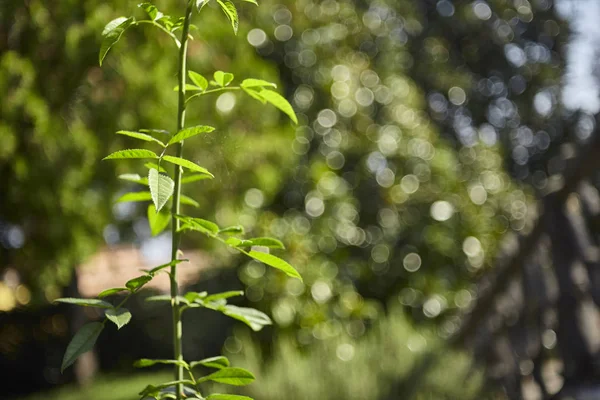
216;0;239;34
162;156;214;177
168;125;215;145
247;251;301;280
103;149;158;160
54;298;113;309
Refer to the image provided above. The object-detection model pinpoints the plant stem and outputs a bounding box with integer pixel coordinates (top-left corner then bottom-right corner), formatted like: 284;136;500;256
171;2;194;399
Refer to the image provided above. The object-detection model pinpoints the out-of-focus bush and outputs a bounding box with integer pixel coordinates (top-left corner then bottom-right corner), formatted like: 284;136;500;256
211;305;486;400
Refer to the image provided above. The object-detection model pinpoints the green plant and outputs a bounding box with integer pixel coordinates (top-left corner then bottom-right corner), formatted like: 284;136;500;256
54;1;300;399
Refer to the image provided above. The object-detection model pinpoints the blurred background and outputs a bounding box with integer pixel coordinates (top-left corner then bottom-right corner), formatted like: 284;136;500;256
2;0;600;398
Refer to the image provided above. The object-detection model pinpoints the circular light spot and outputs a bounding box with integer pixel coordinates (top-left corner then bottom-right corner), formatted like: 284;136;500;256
400;174;420;194
216;92;236;114
423;296;443;318
336;343;355;361
436;0;455;17
462;236;482;257
473;2;492;20
247;28;267;47
376;168;395;188
355;87;375;107
403;253;422;272
430;200;454;221
311;280;332;303
469;184;487;205
305;197;325;217
317;109;337;128
274;25;293;41
448;86;466;105
244;188;264;208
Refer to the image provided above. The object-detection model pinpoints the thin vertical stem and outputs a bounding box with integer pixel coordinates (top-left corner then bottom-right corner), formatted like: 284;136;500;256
171;2;194;399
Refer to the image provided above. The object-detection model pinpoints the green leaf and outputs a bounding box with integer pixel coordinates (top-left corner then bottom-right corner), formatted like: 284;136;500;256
184;291;208;303
180;195;200;207
117;191;152;203
126;275;152;291
258;89;298;124
139;380;195;397
134;358;189;368
140;128;170;136
204;291;244;302
176;215;219;235
118;174;148;185
173;84;204;91
97;287;129;298
221;305;272;331
148;204;170;236
146;295;189;304
116;130;166;147
138;3;163;21
225;237;252;247
190;356;230;370
61;322;104;372
103;149;159;160
242;87;267;104
105;308;132;330
189;71;208;91
146;259;188;274
99;17;135;66
240;78;276;89
162;156;214;177
197;367;255;386
148;168;175;212
145;162;168;173
168;125;215;146
54;298;113;308
247;251;302;280
207;395;254;400
182;174;211;184
196;0;210;12
219;225;244;235
216;0;239;34
244;237;285;249
214;70;234;87
240;0;258;4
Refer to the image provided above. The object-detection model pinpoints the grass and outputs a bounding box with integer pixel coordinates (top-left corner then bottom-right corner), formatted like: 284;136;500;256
19;371;172;400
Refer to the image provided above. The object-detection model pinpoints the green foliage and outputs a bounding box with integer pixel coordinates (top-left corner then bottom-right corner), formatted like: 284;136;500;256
61;322;105;373
55;1;302;399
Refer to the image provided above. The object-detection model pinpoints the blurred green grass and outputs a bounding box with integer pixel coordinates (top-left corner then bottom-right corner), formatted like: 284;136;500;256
19;372;171;400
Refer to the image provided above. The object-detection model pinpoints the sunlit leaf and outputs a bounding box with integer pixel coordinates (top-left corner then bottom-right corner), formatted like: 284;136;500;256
190;356;230;369
182;174;211;184
105;308;132;330
103;149;158;160
219;225;244;235
189;71;208;91
173;84;204;91
214;70;234;87
162;156;214;177
176;215;219;235
126;275;152;291
244;237;285;249
247;251;301;280
97;287;130;298
221;305;272;331
240;78;276;88
204;291;244;302
258;89;298;124
61;322;104;373
116;131;166;147
242;87;267;104
216;0;239;34
197;367;255;386
117;191;152;203
54;298;113;309
184;291;208;303
180;195;200;207
118;174;148;185
148;168;175;212
138;3;163;21
148;204;170;236
196;0;210;12
134;358;189;368
168;125;215;145
99;17;135;66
